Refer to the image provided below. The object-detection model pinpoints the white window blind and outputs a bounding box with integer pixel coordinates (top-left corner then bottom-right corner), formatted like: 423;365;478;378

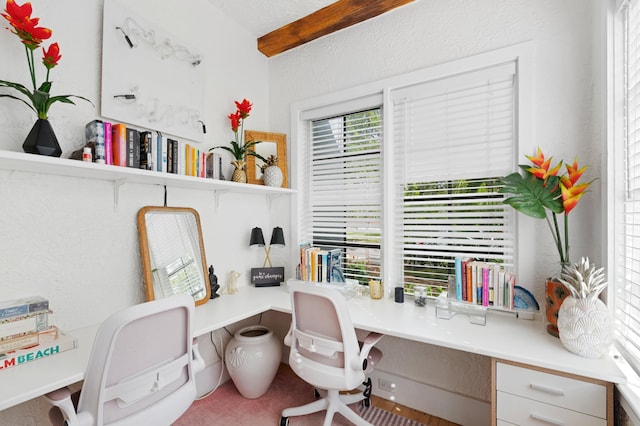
306;109;382;285
392;62;517;295
616;0;640;373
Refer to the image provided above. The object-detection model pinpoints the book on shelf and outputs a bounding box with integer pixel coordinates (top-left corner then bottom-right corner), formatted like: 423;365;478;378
482;264;490;307
309;247;319;282
454;258;463;301
317;250;328;283
206;152;224;180
112;123;127;167
167;138;174;173
298;242;311;281
0;326;77;371
157;132;168;173
139;131;157;171
454;257;473;301
461;262;467;301
168;138;179;174
199;150;206;178
186;144;203;177
469;261;478;305
177;140;185;175
0;296;48;320
185;144;192;176
327;248;345;283
126;127;140;168
103;121;113;165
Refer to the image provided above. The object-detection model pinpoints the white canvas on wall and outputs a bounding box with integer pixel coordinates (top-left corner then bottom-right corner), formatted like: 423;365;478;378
101;0;205;143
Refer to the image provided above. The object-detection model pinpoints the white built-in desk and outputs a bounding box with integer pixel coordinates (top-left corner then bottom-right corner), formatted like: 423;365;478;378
0;285;627;423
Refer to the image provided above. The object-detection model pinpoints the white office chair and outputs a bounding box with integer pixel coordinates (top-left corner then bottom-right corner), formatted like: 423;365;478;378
45;294;204;426
281;282;383;426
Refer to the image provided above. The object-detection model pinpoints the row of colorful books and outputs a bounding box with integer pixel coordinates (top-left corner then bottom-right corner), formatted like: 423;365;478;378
84;119;225;179
0;296;77;370
297;244;346;283
454;258;516;310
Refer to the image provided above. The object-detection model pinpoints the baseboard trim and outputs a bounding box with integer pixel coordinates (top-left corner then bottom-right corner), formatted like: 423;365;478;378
368;370;491;426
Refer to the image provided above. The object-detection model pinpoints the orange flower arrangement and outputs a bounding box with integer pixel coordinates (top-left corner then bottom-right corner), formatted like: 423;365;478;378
1;0;90;119
500;148;593;264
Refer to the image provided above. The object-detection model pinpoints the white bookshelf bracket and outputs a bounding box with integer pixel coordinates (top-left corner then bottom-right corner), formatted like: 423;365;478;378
212;189;231;210
112;179;127;211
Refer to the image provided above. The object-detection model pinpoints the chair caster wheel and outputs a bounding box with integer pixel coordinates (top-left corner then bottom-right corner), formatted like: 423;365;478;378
280;416;289;426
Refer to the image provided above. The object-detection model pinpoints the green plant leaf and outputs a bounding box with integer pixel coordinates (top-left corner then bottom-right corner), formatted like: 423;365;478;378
44;94;92;113
0;94;36;113
499;169;563;219
245;150;267;163
243;140;261;150
0;80;34;99
210;146;238;158
37;81;52;93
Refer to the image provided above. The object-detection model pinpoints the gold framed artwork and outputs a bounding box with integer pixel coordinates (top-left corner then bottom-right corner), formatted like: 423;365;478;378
245;130;288;188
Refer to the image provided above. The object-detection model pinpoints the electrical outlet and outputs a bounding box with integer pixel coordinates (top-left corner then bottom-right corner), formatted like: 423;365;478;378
378;378;396;392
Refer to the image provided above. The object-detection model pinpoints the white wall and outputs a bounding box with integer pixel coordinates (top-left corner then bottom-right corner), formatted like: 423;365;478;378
0;0;291;424
268;0;603;416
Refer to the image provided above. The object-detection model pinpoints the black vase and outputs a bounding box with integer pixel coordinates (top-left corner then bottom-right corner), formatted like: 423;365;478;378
22;118;62;157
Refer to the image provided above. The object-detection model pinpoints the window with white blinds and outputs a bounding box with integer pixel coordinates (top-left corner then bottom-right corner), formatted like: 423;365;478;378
614;0;640;374
392;62;517;295
307;109;382;285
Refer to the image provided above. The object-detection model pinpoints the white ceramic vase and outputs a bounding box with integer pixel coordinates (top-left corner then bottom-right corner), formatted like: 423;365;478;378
225;325;282;399
557;296;612;359
263;165;283;187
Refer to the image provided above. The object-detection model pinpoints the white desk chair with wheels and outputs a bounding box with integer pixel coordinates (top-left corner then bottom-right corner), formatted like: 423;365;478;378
281;282;384;426
45;294;204;426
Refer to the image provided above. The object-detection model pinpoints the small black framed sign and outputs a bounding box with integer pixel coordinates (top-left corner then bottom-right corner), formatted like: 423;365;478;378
250;267;284;287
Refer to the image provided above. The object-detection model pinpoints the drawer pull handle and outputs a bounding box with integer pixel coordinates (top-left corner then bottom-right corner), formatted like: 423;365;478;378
530;412;565;425
530;383;565;396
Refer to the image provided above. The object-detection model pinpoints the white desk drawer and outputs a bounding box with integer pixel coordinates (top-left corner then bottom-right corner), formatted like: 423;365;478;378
496;362;606;418
497;391;606;426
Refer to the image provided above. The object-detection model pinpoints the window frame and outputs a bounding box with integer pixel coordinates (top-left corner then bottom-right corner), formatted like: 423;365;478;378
307;109;384;285
291;42;533;289
610;0;640;376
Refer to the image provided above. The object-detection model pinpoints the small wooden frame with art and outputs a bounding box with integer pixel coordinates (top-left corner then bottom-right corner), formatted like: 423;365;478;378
245;130;288;188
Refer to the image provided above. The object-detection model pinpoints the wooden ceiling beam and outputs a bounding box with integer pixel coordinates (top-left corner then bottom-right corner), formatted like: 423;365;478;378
257;0;415;57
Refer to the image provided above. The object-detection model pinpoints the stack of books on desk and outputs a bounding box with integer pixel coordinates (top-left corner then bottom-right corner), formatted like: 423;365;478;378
454;258;516;310
297;243;346;283
0;296;77;371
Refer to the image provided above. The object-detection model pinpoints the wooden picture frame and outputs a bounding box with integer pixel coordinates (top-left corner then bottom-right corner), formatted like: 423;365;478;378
245;130;288;188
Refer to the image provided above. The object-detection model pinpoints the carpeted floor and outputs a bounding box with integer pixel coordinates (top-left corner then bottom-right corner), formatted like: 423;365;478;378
174;363;425;425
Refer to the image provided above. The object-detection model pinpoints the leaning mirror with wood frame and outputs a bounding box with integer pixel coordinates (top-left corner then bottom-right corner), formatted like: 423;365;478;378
137;206;211;305
245;130;288;188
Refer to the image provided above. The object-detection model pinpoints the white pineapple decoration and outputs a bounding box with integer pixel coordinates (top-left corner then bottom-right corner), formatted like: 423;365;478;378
557;257;612;358
261;155;283;187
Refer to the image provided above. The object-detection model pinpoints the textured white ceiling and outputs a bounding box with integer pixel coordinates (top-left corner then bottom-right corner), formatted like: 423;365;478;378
212;0;336;37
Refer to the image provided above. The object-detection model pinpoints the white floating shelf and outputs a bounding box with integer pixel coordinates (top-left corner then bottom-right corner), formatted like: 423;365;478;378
0;150;295;195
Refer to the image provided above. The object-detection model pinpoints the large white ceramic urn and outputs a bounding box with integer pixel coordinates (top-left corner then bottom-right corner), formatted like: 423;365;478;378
225;325;282;399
